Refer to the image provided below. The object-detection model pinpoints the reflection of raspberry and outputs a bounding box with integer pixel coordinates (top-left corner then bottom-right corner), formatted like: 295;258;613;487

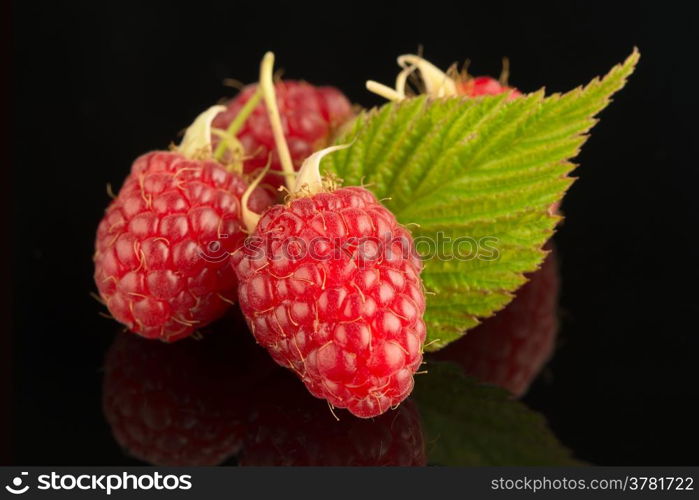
212;81;353;191
458;76;522;99
232;186;426;418
102;314;274;466
94;151;272;341
240;373;426;466
435;245;559;397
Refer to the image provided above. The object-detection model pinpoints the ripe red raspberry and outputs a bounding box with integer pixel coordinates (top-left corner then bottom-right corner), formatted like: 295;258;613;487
232;185;426;418
240;373;426;466
458;76;522;99
94;149;272;341
434;245;559;397
102;317;266;466
212;81;353;191
367;54;522;102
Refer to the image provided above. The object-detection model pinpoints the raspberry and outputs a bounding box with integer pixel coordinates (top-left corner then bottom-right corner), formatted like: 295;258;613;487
102;313;273;466
232;182;426;418
94;106;273;341
240;373;426;466
434;245;559;397
458;76;522;99
367;54;522;101
212;81;353;192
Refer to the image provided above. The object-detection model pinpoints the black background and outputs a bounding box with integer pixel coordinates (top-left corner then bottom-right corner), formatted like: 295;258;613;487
6;0;698;465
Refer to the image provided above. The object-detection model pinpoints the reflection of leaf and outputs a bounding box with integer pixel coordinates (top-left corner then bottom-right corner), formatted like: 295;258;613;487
413;362;581;465
324;50;639;350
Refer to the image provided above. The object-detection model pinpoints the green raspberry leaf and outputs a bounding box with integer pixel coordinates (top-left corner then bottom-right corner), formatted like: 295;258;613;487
323;50;638;350
414;361;581;465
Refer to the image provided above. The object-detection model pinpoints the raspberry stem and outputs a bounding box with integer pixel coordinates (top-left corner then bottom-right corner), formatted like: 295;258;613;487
213;87;263;161
240;161;271;232
178;105;227;159
259;52;295;192
397;55;457;97
365;80;405;101
367;55;458;101
499;57;511;86
293;144;350;197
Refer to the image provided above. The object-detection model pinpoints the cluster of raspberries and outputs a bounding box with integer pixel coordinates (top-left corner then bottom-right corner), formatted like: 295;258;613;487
94;52;545;420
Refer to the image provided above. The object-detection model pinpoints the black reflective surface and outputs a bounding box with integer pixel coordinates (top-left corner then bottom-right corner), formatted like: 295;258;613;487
52;255;572;467
7;1;698;465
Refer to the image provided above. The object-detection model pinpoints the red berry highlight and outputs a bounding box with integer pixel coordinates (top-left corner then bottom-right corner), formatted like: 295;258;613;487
232;186;426;418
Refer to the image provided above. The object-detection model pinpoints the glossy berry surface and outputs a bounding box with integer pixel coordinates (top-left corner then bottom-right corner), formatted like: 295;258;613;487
458;76;522;99
103;312;280;466
102;329;244;465
212;81;353;191
241;373;426;466
435;245;559;397
94;151;272;341
232;186;426;418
